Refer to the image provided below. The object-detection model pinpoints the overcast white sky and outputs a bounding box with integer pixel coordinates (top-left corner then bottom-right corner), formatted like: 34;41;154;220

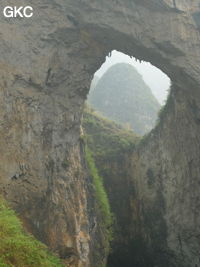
95;50;171;105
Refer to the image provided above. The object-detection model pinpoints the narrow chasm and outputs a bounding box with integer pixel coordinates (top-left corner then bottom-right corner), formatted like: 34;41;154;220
83;51;172;266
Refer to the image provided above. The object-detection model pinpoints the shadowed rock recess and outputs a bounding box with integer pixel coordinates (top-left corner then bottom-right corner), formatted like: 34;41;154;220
0;0;200;266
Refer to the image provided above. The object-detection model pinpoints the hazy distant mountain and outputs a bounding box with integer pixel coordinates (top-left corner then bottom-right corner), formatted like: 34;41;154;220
95;50;170;105
88;63;160;135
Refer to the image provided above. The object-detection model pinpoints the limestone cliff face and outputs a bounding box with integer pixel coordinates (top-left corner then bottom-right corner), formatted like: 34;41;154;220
128;86;200;266
0;0;200;266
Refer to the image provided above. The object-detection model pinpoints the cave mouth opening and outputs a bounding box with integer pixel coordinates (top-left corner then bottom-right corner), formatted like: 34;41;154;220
87;50;171;136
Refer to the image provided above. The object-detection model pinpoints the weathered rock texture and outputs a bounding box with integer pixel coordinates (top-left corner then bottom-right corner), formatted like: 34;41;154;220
0;0;200;266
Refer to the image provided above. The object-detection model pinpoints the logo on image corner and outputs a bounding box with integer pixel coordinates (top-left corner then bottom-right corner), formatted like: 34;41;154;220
3;6;33;18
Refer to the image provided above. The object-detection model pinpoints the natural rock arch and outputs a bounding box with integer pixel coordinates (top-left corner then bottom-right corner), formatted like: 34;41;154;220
0;0;200;266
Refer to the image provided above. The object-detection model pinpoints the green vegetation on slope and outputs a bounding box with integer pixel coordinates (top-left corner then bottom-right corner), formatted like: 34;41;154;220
83;107;140;266
0;198;63;267
85;146;113;254
83;106;139;161
83;105;139;243
88;63;161;135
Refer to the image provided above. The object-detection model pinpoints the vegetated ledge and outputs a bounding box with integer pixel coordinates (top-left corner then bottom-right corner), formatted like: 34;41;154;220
83;106;140;264
0;197;63;267
83;105;143;266
83;104;177;267
83;105;140;161
85;146;114;257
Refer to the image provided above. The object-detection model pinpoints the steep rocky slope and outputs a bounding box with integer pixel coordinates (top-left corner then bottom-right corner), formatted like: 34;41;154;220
0;0;200;266
83;108;141;266
128;86;200;266
88;63;160;135
0;198;63;267
83;107;175;267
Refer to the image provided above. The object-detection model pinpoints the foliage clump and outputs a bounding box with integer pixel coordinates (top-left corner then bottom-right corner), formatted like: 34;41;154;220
0;198;63;267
